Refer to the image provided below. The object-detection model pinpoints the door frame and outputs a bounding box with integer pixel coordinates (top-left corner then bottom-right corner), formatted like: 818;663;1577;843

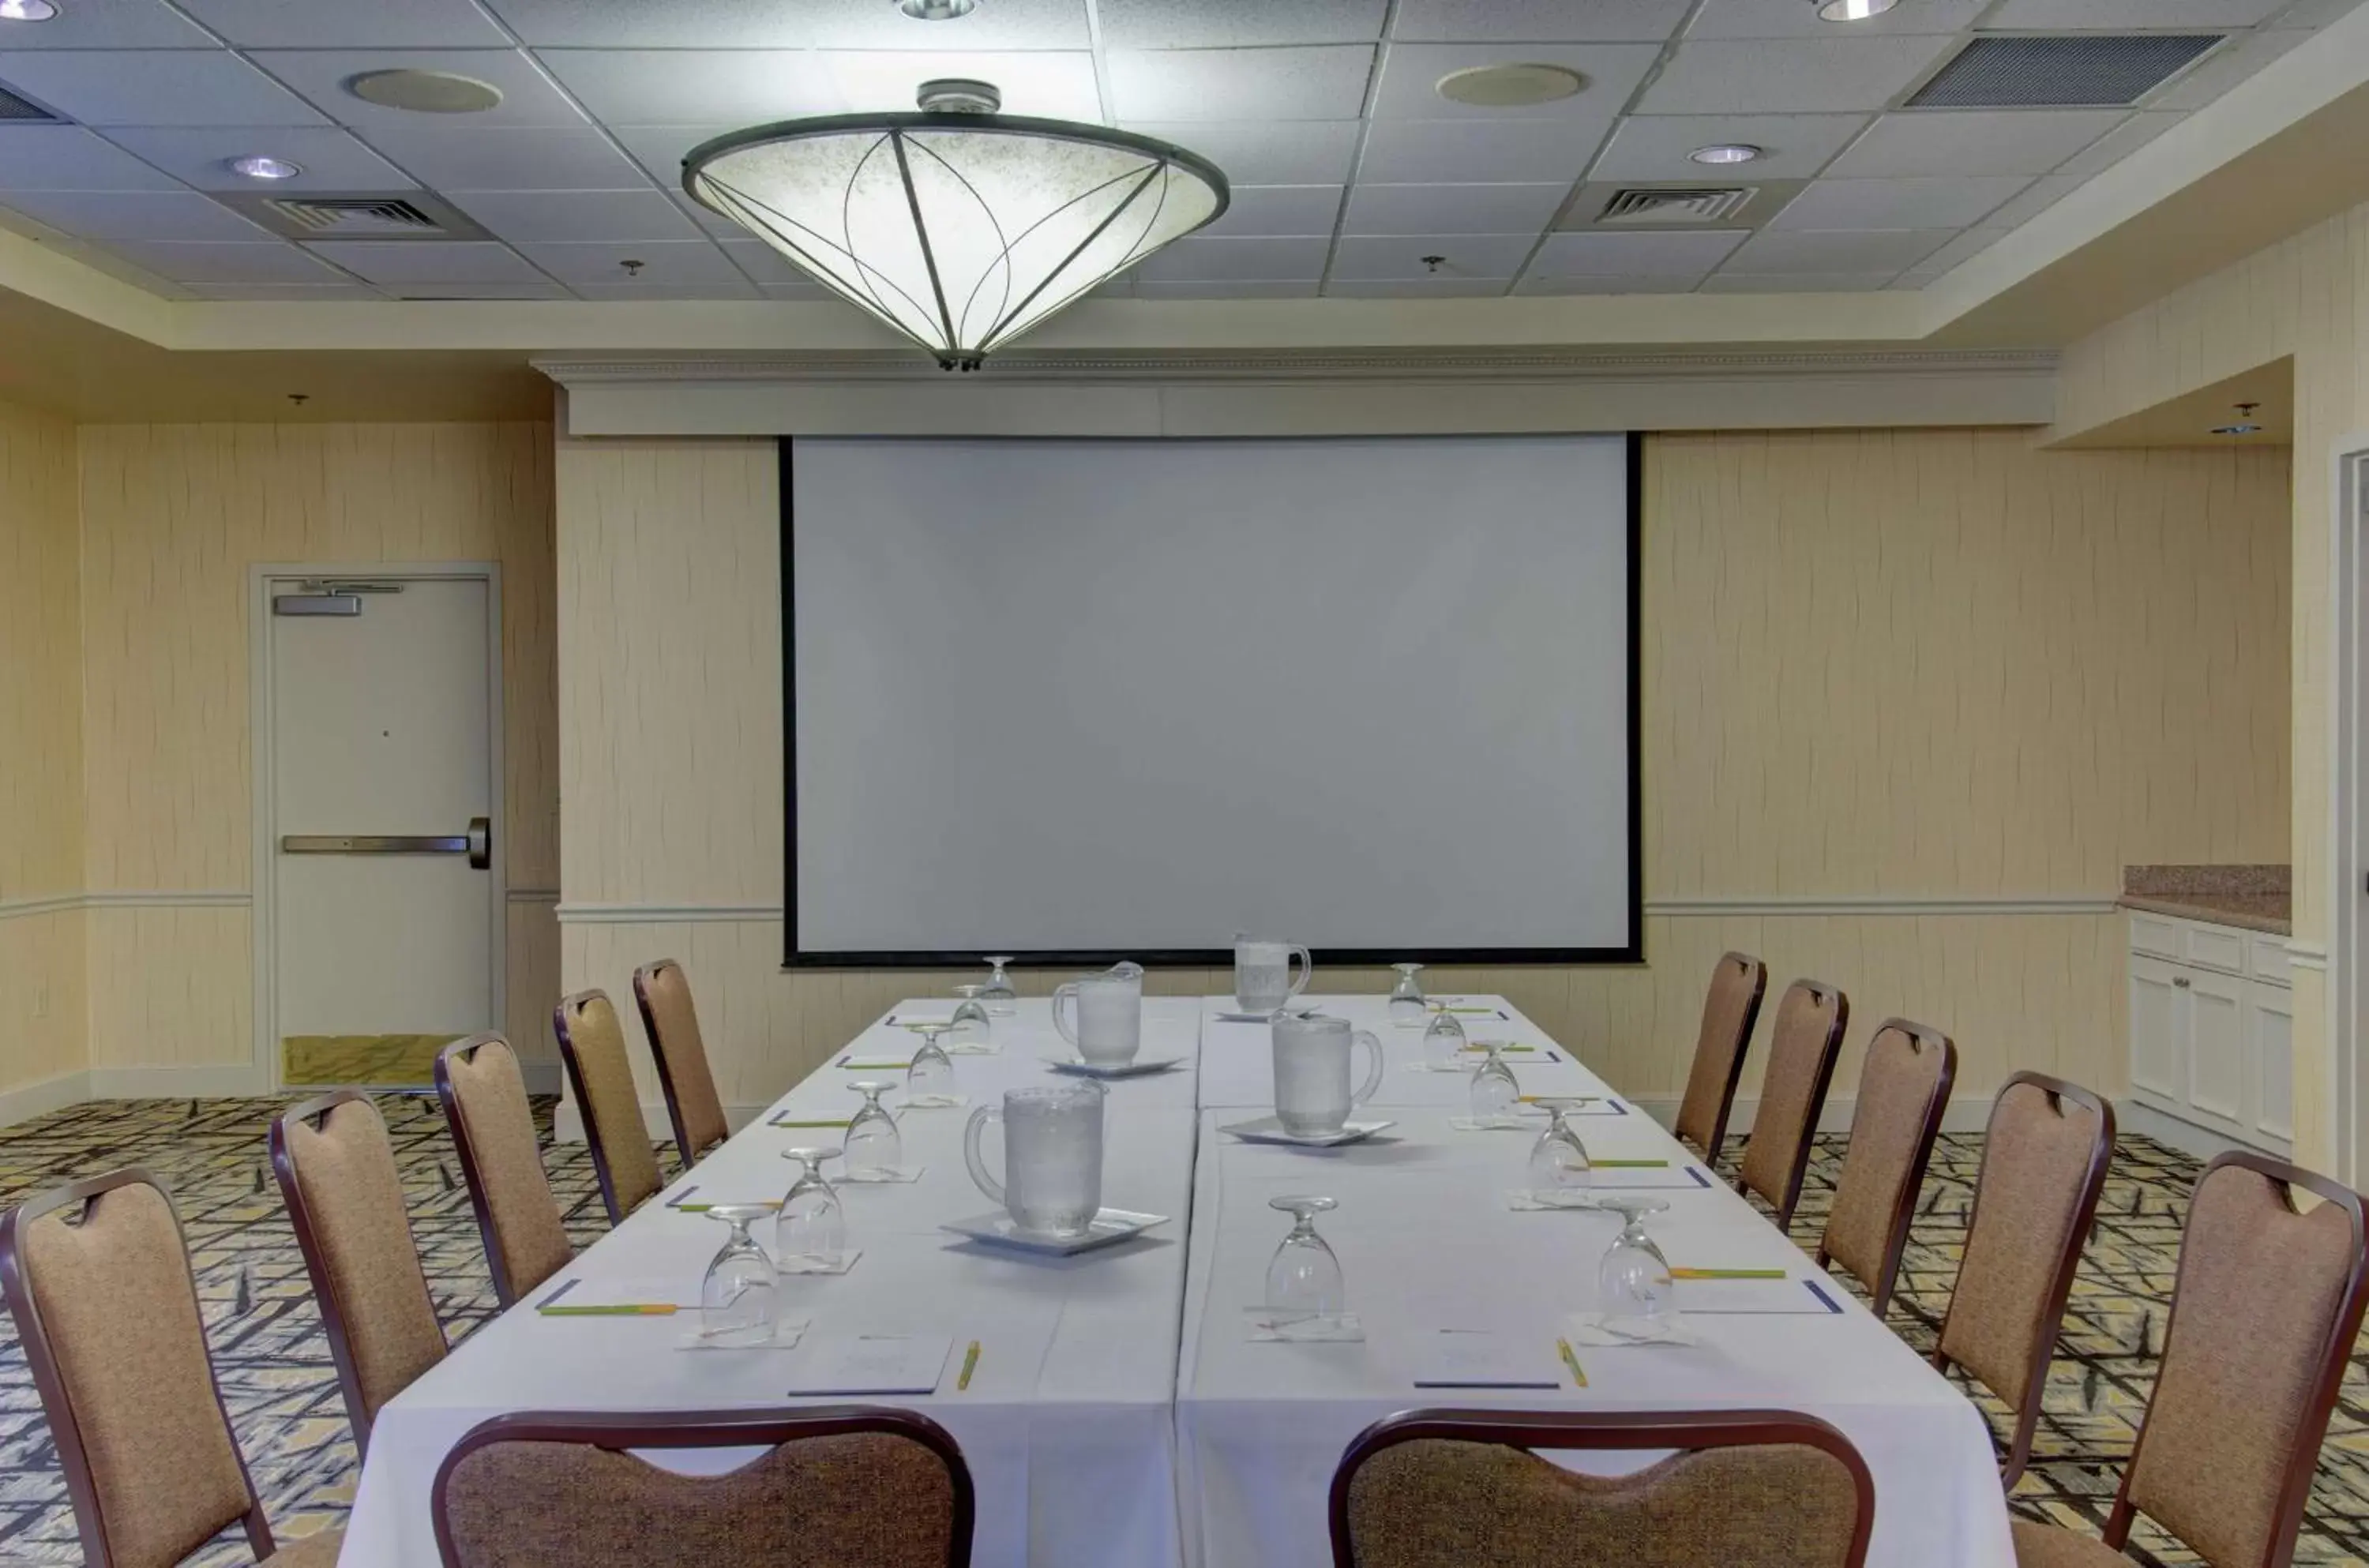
249;561;507;1092
2327;441;2369;1188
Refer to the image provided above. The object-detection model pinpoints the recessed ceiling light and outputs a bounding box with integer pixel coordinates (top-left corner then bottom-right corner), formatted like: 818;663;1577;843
899;0;978;15
1689;143;1763;166
2211;423;2262;436
227;155;301;181
0;0;60;21
1435;62;1586;108
1815;0;1901;18
346;68;504;114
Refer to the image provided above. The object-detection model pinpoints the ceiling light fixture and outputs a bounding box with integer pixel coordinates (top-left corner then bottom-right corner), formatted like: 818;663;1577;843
2213;401;2263;437
685;78;1226;369
1815;0;1901;19
1435;62;1586;107
347;68;504;114
1688;143;1763;166
899;0;978;16
0;0;60;21
227;155;302;181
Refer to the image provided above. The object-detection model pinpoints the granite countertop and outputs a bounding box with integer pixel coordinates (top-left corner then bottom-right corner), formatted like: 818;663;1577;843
2118;864;2292;936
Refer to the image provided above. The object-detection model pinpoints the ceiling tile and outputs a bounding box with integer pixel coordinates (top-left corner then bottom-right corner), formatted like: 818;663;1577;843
1370;42;1659;121
2270;0;2366;24
1101;0;1387;46
0;189;268;241
1342;182;1569;234
606;125;739;189
1120;121;1361;185
1980;0;2290;25
107;239;350;282
2054;111;2182;178
1766;176;2032;230
718;237;810;284
380;280;573;298
444;189;696;243
0;51;330;128
99;126;413;191
516;238;746;285
1357;118;1612;184
1200;185;1344;238
1980;174;2081;228
0;127;184;192
2153;28;2309;109
1514;274;1695;294
1699;271;1904;291
357;125;649;190
1687;0;1988;36
569;279;761;299
0;0;215;47
1634;36;1958;114
1723;227;1953;272
1106;46;1376;121
255;49;591;129
1528;227;1748;276
178;281;385;298
1133;278;1322;298
490;0;1090;47
1323;276;1507;296
1587;114;1868;182
1132;234;1331;281
1330;232;1537;279
760;282;832;299
1391;0;1691;42
173;0;510;48
303;239;543;283
536;51;837;126
818;51;1102;118
1909;227;2010;272
1825;110;2126;178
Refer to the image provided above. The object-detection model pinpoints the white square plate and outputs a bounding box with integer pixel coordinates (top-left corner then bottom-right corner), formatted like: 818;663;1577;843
1220;1116;1397;1147
1045;1055;1187;1078
942;1208;1169;1255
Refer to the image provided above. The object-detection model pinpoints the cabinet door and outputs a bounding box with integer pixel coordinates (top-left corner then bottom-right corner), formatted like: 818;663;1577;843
2186;966;2247;1130
2129;955;2187;1101
2251;981;2294;1143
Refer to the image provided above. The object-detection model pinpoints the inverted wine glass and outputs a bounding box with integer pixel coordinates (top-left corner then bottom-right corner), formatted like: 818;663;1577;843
948;985;993;1047
1597;1195;1676;1326
1468;1038;1520;1121
1387;962;1428;1027
700;1204;779;1345
907;1023;959;1104
980;956;1018;1016
843;1081;902;1178
1422;1000;1467;1068
775;1146;847;1270
1526;1097;1594;1200
1265;1195;1344;1326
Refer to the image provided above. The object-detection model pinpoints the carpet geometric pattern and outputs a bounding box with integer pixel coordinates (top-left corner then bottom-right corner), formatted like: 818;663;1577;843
0;1097;2361;1565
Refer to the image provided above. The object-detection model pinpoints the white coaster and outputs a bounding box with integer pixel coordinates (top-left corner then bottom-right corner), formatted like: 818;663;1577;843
1245;1309;1366;1342
1564;1311;1699;1348
1448;1115;1530;1132
837;1165;925;1184
895;1093;970;1110
677;1317;811;1352
779;1249;862;1276
1506;1188;1605;1211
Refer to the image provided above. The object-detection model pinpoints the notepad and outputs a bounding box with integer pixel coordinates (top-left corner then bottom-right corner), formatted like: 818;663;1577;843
1410;1329;1560;1390
782;1334;952;1395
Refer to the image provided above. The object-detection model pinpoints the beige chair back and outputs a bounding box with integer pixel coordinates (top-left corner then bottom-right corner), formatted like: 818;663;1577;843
1736;979;1849;1229
271;1091;449;1457
431;1406;974;1568
1330;1408;1873;1568
1672;952;1768;1165
1931;1071;2113;1484
436;1033;574;1307
1816;1018;1956;1316
0;1169;276;1568
554;988;665;1226
633;959;730;1169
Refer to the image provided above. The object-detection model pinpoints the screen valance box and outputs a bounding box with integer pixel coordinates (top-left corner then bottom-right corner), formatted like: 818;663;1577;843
782;432;1641;969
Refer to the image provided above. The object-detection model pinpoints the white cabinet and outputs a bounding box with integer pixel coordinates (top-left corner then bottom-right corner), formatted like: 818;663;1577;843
2127;913;2292;1156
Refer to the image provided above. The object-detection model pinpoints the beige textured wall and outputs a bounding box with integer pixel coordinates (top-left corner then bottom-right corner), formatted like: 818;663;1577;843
0;396;84;1097
557;427;2290;1115
2054;201;2363;1168
77;422;558;1071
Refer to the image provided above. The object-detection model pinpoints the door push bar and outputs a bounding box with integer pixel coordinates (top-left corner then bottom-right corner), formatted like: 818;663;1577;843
281;816;491;870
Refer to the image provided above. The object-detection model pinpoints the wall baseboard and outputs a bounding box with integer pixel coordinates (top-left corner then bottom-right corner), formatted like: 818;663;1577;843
87;1063;271;1098
0;1071;95;1129
2116;1097;2289;1162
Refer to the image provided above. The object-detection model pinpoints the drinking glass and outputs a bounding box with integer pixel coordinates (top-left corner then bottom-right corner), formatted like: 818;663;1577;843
964;1082;1105;1237
775;1146;847;1270
948;985;993;1048
1053;969;1142;1066
1265;1195;1344;1325
1271;1013;1384;1138
699;1204;780;1345
843;1082;902;1178
907;1024;959;1104
1468;1039;1520;1122
1422;1000;1467;1068
1526;1097;1594;1199
1387;962;1428;1027
980;957;1018;1016
1233;937;1312;1015
1597;1196;1676;1326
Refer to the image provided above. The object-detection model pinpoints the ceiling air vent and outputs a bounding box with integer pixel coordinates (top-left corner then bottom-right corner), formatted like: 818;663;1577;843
1597;186;1756;225
1909;34;2223;109
0;82;66;122
213;189;493;242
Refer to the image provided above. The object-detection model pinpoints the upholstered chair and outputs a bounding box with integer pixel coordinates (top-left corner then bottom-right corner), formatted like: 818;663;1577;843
1671;951;1769;1166
633;958;730;1171
432;1407;974;1567
1736;979;1850;1229
435;1033;575;1307
1815;1018;1958;1315
270;1090;449;1458
0;1168;344;1566
1329;1408;1873;1568
1930;1072;2114;1485
554;988;665;1226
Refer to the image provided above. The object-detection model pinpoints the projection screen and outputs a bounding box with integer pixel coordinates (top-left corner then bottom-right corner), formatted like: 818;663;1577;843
785;433;1639;967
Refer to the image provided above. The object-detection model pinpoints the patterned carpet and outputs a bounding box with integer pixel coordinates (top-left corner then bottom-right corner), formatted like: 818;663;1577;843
0;1097;2361;1565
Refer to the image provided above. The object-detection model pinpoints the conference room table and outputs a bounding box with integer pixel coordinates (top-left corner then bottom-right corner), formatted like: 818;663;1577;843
338;992;2014;1568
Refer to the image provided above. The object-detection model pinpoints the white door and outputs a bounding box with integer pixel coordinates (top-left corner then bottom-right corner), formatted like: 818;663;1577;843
267;573;500;1087
2185;966;2247;1131
2127;955;2185;1101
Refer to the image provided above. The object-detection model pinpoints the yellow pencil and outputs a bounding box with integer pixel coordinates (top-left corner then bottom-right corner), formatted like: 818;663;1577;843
1556;1337;1587;1387
957;1340;982;1390
539;1304;680;1317
1669;1267;1787;1280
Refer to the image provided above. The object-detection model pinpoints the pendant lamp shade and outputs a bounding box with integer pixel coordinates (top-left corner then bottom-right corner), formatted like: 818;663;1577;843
684;80;1228;369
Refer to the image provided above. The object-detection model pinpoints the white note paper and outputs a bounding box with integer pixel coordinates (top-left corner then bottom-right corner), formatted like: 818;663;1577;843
783;1334;952;1395
1410;1329;1560;1390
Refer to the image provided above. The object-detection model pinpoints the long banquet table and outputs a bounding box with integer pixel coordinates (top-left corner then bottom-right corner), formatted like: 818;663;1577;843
340;992;2014;1568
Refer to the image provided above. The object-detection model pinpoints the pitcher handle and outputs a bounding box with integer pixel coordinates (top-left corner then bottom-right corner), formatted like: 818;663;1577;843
1051;982;1081;1047
1349;1029;1384;1108
963;1103;1005;1206
1286;945;1313;1000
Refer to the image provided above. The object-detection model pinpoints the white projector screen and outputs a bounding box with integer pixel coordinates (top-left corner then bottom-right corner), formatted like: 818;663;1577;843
786;433;1639;966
